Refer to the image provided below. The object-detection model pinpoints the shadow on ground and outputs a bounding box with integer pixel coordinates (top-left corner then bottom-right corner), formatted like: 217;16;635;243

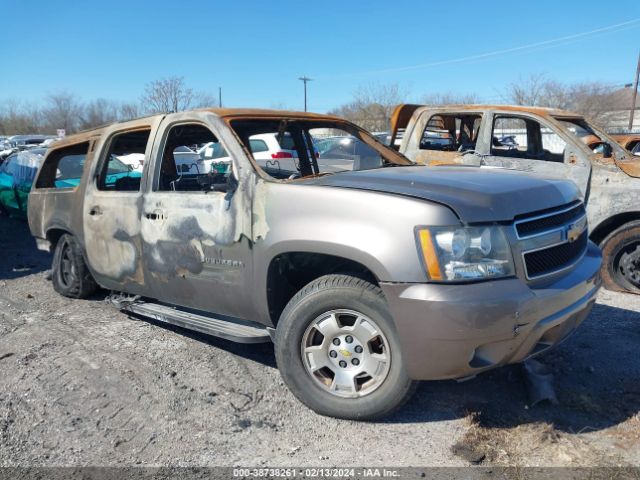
389;302;640;434
141;300;639;435
0;215;50;280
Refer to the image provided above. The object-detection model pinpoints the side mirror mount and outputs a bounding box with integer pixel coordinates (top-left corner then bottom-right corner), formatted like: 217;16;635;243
196;174;215;191
197;174;237;196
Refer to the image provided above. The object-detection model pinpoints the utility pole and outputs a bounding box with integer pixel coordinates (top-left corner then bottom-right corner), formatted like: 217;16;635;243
218;87;222;108
629;50;640;132
298;76;312;112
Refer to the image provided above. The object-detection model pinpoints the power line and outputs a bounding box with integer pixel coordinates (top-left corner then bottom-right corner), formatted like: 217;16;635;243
316;18;640;80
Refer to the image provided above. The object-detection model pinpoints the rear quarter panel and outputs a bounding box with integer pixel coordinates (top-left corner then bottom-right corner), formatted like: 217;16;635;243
27;140;99;249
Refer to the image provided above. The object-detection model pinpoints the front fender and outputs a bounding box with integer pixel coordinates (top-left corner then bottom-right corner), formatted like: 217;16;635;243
251;182;461;321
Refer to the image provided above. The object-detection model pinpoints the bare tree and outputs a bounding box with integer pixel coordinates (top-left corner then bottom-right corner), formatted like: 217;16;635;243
506;73;555;106
0;100;43;135
140;77;195;113
120;102;141;121
191;92;220;109
79;98;120;130
420;91;480;105
569;82;628;125
329;83;408;131
505;73;630;127
41;91;82;134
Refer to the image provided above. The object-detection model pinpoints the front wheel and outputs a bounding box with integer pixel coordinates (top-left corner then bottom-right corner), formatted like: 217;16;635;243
600;221;640;293
275;274;416;420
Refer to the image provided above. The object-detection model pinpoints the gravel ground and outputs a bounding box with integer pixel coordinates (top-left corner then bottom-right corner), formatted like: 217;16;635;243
0;215;639;467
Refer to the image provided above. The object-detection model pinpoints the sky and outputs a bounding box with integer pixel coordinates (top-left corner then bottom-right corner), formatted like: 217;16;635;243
1;0;639;113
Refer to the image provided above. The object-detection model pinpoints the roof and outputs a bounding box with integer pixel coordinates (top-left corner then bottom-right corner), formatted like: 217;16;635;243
199;107;343;121
46;108;346;150
418;104;583;118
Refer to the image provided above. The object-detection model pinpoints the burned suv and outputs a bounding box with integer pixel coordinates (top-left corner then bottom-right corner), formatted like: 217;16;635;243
28;109;601;419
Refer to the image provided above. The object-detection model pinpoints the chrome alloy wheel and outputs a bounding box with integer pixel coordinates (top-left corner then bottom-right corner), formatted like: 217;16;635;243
301;309;391;398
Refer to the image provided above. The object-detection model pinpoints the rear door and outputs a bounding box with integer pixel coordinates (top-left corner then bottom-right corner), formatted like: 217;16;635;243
480;113;591;198
400;109;485;167
82;120;160;294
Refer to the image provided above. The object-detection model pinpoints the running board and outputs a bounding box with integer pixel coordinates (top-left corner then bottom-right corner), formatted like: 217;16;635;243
121;301;272;344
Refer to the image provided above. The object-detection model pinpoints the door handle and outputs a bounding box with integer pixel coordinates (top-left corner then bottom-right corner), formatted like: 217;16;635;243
89;206;103;216
145;210;164;221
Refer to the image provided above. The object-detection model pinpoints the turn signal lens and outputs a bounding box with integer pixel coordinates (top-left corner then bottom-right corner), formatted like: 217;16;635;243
417;229;443;281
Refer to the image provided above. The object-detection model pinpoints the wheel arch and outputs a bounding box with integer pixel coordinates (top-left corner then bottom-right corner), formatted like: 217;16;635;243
265;251;382;327
45;227;75;252
590;211;640;245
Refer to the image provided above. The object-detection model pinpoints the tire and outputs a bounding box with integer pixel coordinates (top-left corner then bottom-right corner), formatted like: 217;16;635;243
600;221;640;294
51;233;98;298
275;274;416;420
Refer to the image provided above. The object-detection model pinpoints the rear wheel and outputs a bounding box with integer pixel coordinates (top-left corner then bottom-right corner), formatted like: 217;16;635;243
600;221;640;293
52;233;98;298
275;274;416;420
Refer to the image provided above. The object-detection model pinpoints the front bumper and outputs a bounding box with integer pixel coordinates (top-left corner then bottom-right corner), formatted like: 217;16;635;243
380;241;602;380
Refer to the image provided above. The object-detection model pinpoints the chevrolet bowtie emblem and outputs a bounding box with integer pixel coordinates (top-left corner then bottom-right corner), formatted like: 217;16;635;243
567;217;586;243
340;349;352;357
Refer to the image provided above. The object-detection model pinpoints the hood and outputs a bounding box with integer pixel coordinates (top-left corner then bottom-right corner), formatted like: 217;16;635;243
300;166;580;223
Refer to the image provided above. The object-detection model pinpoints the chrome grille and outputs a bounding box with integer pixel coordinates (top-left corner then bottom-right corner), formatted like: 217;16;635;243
523;231;588;278
515;202;589;280
515;202;585;238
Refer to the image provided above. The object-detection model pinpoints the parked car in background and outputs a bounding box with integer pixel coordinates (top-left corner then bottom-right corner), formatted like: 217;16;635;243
38;137;62;148
0;140;13;163
0;148;47;216
9;134;56;150
371;131;391;145
390;104;640;293
117;152;146;172
314;136;385;171
0;147;137;218
27;108;600;419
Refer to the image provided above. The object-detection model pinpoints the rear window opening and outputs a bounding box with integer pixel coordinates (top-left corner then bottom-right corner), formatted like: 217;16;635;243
97;129;150;192
35;142;90;189
229;119;411;181
491;115;566;163
420;114;482;153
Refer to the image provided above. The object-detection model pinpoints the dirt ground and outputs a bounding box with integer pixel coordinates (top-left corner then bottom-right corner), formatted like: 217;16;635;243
0;215;639;468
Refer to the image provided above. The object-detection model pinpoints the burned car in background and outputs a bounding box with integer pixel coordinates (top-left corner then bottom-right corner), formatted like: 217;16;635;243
27;108;600;419
610;134;640;157
391;104;640;293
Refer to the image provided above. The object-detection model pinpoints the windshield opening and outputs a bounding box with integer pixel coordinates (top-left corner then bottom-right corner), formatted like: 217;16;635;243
555;116;631;158
555;117;608;152
229;119;412;181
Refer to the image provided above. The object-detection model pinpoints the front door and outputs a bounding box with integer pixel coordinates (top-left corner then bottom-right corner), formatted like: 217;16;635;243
140;113;254;319
480;113;591;198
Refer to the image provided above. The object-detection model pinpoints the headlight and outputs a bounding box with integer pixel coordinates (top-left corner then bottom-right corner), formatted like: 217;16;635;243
416;226;515;281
